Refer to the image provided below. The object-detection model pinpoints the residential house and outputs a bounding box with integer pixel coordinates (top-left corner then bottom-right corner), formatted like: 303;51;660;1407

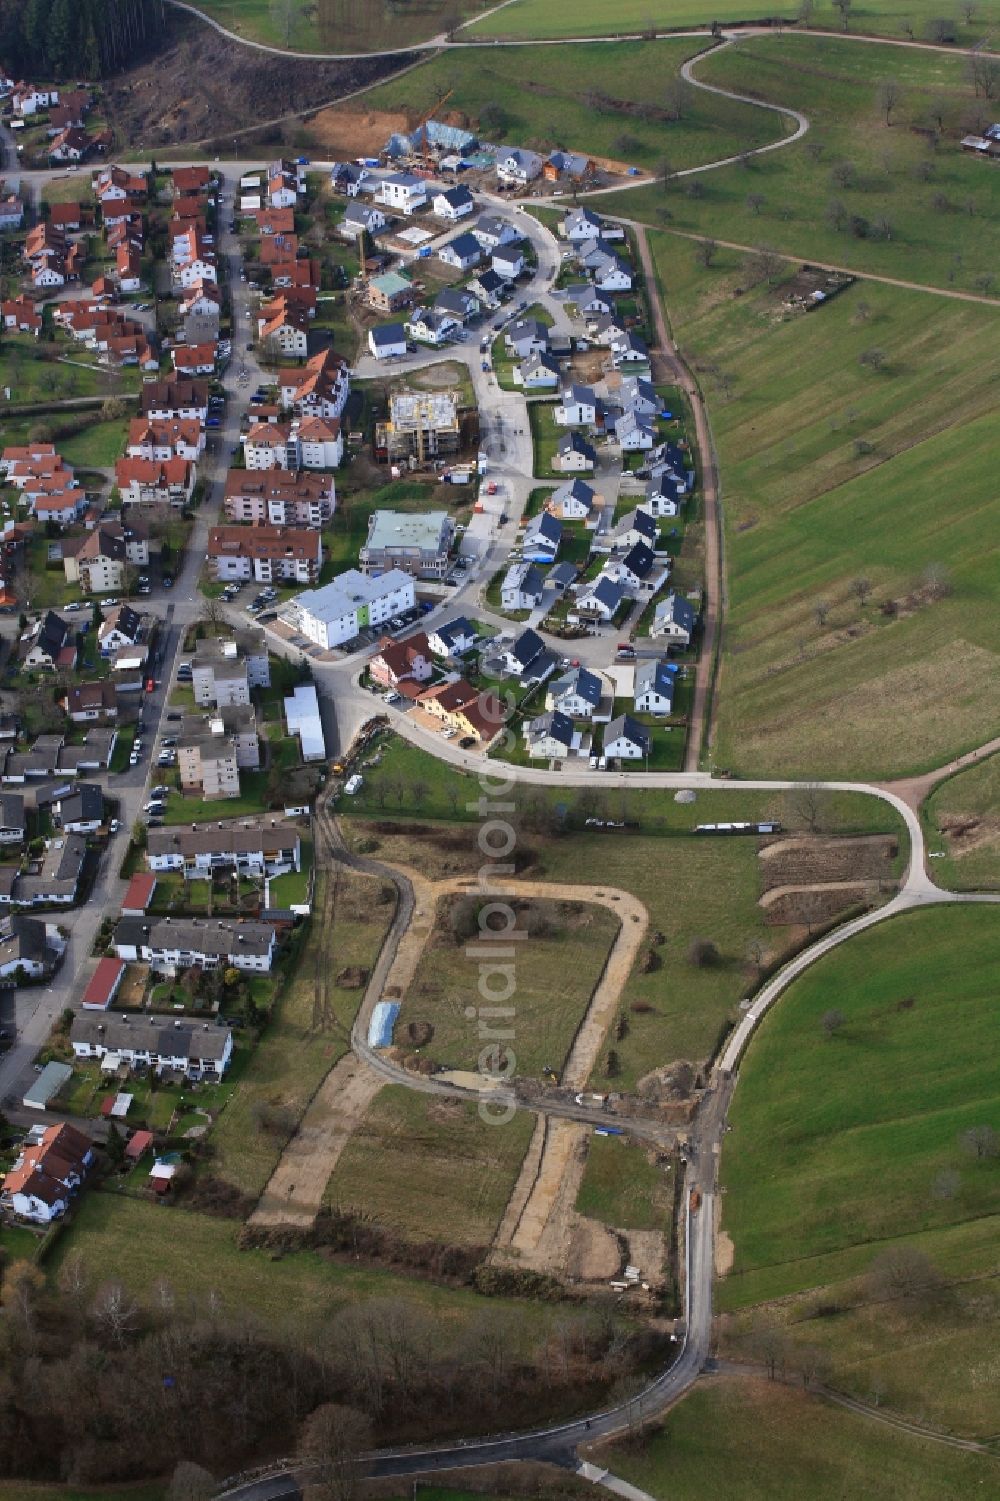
522;510;562;563
514;350;561;390
501;561;544;612
503;627;549;680
379;173;428;215
427;617;477;659
561;207;605;241
549;478;597;523
98;604;142;656
290;569;416;650
51;783;104;834
71;1011;234;1077
16;834;86;906
472;215;520;250
22;612;76;672
128;914;276;975
279;349;350;421
62;681;118;724
607;507;658;553
207;524;323;586
369;632;434;691
416;679;506;744
505;319;549;359
433;186;474;221
0;794;27;846
468;267;507;310
650;591;696;647
223;470;335;528
564;283;612;319
642;474;685;518
176;719;243;800
368;323;407;360
145;822;301;880
1;1123;94;1224
61;519;149;594
576;572;625;623
2;297;41;335
191;632;270;708
438;231;481;271
617;375;660;417
611;331;649;369
340;201;388;238
115;457;196;509
0;913;53;975
496;148;543;186
604;714;651;761
435;286;480;323
126;417;205;463
546;666;603;720
634;660;675;716
555;384;599;427
407;306;461;346
360;509;455;579
141;378;209;423
554;433;596;472
606;540;658;594
544;151;593;184
524;709;575;760
615;408;655;451
492;241;526;280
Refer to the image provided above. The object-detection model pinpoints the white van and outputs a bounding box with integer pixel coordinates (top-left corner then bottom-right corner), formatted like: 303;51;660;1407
344;774;363;795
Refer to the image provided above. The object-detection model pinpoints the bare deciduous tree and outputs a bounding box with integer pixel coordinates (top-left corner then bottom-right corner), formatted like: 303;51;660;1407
786;781;829;833
821;1008;846;1038
298;1402;372;1501
746;192;765;215
869;1245;942;1302
167;1461;216;1501
859;347;887;371
876;77;900;126
814;599;830;627
850;575;873;608
833;0;853;25
931;1168;960;1200
695;237;718;270
92;1281;140;1347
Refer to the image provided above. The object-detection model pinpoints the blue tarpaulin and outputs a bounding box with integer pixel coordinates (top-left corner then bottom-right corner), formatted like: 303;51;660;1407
368;1001;400;1049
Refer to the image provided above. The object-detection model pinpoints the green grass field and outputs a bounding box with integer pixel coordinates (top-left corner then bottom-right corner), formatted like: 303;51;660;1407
576;1133;673;1230
642;237;1000;778
718;904;1000;1433
353;39;782;173
186;0;481;49
924;753;1000;891
0;340;135;405
325;1085;534;1245
468;0;1000;43
399;894;621;1078
592;35;1000;296
0;1486;163;1501
208;867;393;1197
598;1375;1000;1500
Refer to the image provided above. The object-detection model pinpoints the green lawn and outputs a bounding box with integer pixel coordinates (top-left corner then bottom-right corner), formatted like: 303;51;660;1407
718;904;1000;1434
592;34;1000;296
924;753;1000;892
325;1085;534;1246
0;1485;163;1501
642;235;1000;779
58;417;128;470
26;535;77;608
398;894;621;1079
0;338;139;404
355;39;782;174
208;866;393;1198
108;724;136;775
160;773;271;824
528;399;564;476
576;1132;673;1231
597;1375;1000;1501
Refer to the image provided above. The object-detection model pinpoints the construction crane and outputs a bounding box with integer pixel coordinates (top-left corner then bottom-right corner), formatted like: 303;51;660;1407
413;88;454;167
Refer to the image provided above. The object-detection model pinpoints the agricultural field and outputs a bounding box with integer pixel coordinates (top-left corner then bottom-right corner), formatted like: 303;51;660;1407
718;904;1000;1433
597;1375;1000;1500
208;866;394;1198
398;894;621;1078
642;236;1000;778
325;1085;535;1246
188;0;481;50
924;752;1000;891
353;39;784;173
592;34;1000;296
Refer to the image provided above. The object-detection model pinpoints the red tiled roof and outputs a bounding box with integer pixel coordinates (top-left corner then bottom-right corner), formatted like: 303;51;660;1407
82;957;125;1009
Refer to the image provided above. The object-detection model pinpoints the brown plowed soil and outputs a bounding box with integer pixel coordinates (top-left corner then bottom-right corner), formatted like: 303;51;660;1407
760;882;877;926
306;104;412;158
758;835;898;889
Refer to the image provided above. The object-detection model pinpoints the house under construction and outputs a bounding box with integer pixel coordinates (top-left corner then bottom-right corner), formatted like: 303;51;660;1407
374;390;462;464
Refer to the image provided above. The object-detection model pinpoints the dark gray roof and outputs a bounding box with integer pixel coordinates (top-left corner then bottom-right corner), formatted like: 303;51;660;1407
370;322;406;348
527;709;574;748
510;627;544;668
442;230;480;259
524;510;561;546
635;659;674;702
587;575;625;612
606;713;651;752
553;666;602;706
620;540;656;578
55;782;104;824
70;1011;232;1063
